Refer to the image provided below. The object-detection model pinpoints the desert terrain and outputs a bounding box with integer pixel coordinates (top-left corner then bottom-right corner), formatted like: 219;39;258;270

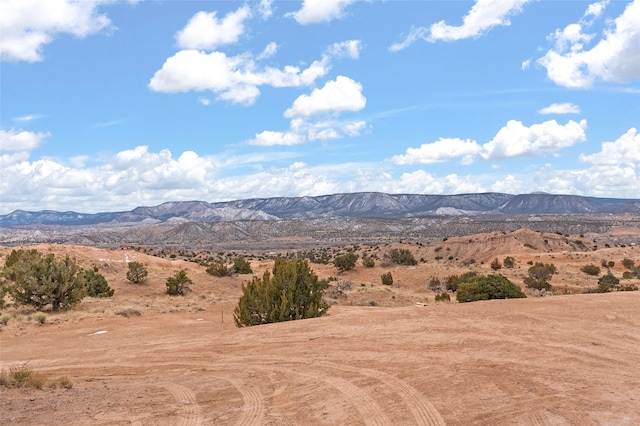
1;227;640;425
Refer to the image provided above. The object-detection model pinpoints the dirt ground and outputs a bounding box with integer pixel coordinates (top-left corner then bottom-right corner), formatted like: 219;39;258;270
1;228;640;425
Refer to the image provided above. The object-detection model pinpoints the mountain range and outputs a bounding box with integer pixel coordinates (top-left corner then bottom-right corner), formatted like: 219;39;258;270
2;192;639;227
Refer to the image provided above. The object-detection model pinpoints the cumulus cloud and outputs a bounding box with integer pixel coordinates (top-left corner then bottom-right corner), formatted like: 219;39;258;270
247;76;367;146
0;0;112;62
389;119;587;165
481;119;587;159
389;0;531;51
391;138;482;165
538;102;581;115
0;128;50;152
148;49;331;105
175;7;251;50
284;76;366;118
537;0;640;88
288;0;357;25
579;127;640;165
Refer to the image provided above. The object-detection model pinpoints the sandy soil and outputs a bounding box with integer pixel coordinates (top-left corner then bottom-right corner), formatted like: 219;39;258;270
1;230;640;425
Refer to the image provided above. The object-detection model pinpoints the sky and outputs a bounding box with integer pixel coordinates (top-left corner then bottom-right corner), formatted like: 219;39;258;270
1;0;639;215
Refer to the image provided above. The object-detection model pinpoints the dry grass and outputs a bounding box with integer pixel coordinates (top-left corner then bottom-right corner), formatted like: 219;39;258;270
0;363;47;389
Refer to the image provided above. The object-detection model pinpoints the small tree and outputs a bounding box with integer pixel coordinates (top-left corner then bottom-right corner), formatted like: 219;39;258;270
381;272;393;286
503;256;516;268
333;253;358;272
84;270;114;298
233;257;329;327
232;256;253;275
428;277;442;291
206;260;230;277
166;270;192;296
2;249;86;311
126;262;148;284
524;262;557;291
597;272;619;293
490;258;502;271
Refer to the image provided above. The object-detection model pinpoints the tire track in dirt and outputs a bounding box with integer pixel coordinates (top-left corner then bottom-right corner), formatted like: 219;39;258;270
244;356;445;426
222;377;265;426
161;382;203;426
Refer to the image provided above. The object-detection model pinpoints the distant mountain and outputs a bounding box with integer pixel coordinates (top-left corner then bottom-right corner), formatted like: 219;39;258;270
1;192;639;227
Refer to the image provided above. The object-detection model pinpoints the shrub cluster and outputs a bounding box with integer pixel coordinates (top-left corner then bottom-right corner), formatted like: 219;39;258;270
580;264;601;276
386;248;417;266
456;274;526;303
333;253;358;272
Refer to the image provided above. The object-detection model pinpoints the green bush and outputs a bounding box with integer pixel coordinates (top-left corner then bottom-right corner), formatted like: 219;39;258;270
456;274;526;303
621;258;635;270
2;249;86;311
126;261;148;284
84;270;114;298
232;256;253;275
206;260;231;277
333;253;358;272
386;248;417;266
524;262;557;291
444;272;477;292
165;269;193;296
503;256;516;268
362;256;375;267
597;272;620;293
233;257;329;327
580;264;601;276
381;272;393;286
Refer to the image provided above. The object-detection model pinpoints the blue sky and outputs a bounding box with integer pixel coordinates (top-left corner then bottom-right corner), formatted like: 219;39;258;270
1;0;639;214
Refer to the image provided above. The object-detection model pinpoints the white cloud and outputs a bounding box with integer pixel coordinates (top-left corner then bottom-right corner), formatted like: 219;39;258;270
284;76;366;118
585;0;610;19
246;76;367;146
391;138;482;165
389;0;530;50
12;114;44;123
197;97;211;106
289;0;357;25
257;42;279;60
538;102;581;115
490;175;522;193
326;40;362;59
537;0;640;88
0;128;50;152
249;130;305;147
389;119;587;165
258;0;273;20
148;49;331;105
579;127;640;165
481;119;587;159
0;0;112;62
175;7;251;50
521;59;531;71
